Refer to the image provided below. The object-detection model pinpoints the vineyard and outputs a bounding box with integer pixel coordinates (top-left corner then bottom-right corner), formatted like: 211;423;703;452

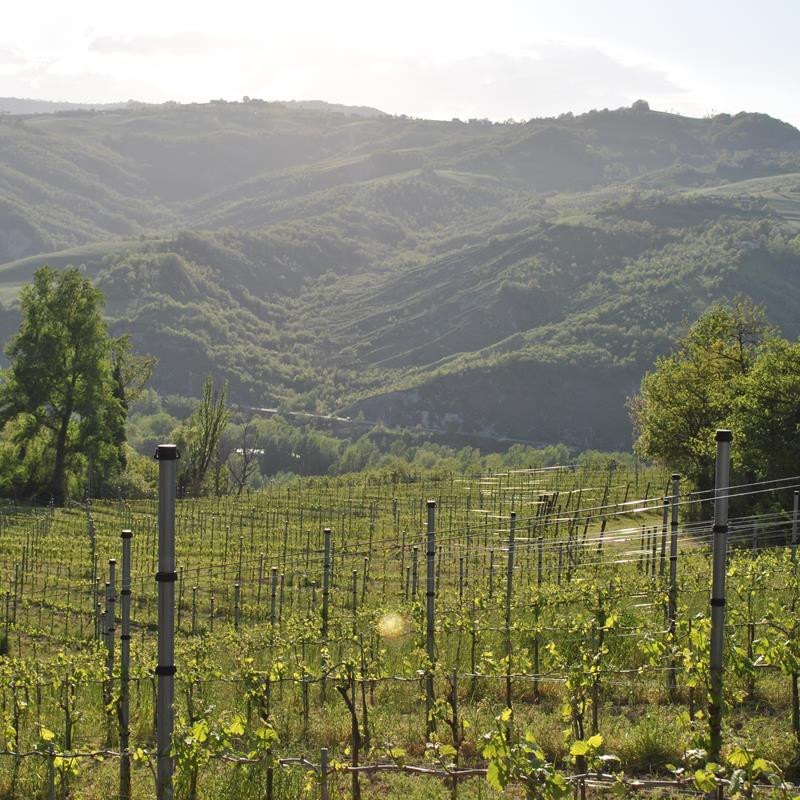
0;451;799;800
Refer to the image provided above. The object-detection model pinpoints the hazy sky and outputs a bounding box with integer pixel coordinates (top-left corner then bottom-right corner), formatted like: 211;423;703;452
2;0;799;126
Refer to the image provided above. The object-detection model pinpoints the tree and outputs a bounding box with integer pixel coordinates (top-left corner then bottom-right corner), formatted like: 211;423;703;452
629;297;772;492
226;421;262;496
0;266;132;503
732;338;800;481
175;375;230;496
90;337;155;493
337;435;380;474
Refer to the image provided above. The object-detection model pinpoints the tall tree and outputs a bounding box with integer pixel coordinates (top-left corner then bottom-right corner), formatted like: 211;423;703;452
0;266;128;503
629;296;773;492
226;421;261;496
175;374;231;496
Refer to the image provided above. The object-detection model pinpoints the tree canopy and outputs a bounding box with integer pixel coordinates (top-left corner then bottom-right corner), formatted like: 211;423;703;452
174;374;231;497
630;296;799;492
733;337;800;480
0;266;147;503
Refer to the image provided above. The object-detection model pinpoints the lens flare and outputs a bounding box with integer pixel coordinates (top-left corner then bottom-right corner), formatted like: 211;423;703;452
376;612;407;639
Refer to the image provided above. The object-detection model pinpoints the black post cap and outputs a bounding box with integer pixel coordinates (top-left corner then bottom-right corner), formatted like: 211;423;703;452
715;430;733;443
671;473;681;480
154;444;180;460
427;500;436;508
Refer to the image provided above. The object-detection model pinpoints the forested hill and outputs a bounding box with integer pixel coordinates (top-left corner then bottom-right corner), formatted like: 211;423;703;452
1;98;800;448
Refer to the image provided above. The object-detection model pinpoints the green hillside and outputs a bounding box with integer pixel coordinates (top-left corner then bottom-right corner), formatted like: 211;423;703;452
1;100;799;449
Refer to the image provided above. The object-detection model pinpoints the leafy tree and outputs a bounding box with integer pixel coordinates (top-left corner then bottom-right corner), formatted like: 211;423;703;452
93;337;153;490
629;297;772;491
0;266;133;503
174;375;231;496
732;338;800;480
337;435;380;474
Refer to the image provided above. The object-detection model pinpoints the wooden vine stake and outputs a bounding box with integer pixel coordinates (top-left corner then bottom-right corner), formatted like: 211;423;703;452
337;665;362;800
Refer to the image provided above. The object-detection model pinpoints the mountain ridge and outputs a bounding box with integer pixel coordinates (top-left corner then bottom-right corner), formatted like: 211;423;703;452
1;100;799;449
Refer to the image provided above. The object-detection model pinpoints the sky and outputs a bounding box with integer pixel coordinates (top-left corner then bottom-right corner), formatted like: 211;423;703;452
2;0;799;127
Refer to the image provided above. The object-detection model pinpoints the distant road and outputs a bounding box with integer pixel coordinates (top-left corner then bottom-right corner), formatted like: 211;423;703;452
239;404;353;423
237;404;548;447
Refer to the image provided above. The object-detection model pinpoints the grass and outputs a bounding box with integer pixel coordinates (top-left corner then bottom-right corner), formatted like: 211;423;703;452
613;714;683;774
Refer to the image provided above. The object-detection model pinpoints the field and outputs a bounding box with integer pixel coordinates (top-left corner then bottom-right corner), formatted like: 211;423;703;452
0;462;799;799
696;174;800;230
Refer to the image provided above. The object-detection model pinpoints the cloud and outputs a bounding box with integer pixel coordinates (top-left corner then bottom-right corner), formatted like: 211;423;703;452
0;62;166;104
361;44;687;120
0;43;31;70
0;37;736;125
89;31;234;56
242;39;688;122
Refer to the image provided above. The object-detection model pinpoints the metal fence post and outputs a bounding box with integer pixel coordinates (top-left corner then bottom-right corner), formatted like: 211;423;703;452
505;511;516;709
106;560;116;689
659;499;668;577
320;747;329;800
154;444;178;800
322;529;331;638
425;500;436;736
321;528;331;702
667;475;680;699
270;567;278;628
120;529;132;800
709;431;731;762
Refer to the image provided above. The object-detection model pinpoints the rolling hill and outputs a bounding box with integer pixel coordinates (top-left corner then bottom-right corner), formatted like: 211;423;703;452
1;99;799;449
